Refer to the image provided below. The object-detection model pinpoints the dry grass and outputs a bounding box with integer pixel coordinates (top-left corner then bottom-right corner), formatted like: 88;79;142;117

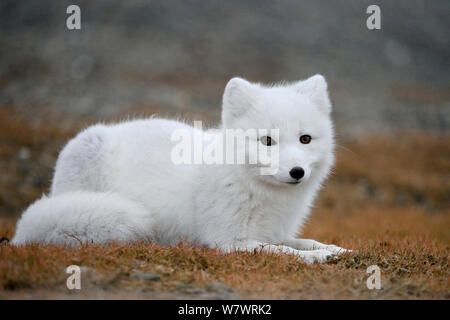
0;108;448;299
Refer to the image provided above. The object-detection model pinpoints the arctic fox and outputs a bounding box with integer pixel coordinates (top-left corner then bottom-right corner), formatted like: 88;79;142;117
12;75;349;263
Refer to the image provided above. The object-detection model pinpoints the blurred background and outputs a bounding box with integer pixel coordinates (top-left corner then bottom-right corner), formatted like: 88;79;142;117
1;0;449;133
0;1;448;218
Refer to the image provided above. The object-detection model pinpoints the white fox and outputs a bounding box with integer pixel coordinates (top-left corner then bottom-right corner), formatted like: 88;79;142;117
12;75;349;263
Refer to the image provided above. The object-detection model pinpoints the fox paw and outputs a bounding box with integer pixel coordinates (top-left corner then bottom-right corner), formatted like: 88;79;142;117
299;249;336;264
323;245;352;255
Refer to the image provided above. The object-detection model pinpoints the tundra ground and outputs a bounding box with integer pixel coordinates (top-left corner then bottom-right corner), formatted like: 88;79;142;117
0;108;448;299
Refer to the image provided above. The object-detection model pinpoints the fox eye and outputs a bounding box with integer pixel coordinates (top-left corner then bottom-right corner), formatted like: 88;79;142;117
260;136;276;146
299;135;311;144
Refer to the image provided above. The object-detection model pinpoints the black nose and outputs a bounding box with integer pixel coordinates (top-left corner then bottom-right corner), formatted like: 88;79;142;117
289;167;305;180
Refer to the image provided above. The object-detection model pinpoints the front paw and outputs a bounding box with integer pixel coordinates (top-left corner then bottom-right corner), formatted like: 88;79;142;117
299;249;336;264
324;245;352;255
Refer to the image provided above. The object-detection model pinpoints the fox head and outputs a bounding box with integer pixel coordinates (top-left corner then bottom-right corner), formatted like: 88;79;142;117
221;75;335;187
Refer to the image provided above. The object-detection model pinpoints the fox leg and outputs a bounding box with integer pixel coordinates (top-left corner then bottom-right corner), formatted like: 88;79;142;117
281;238;350;255
219;240;336;264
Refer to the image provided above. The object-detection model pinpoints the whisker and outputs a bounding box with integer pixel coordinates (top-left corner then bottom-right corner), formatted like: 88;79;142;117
336;144;360;158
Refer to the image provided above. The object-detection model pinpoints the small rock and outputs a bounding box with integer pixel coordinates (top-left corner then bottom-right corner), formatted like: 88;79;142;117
132;270;161;281
18;147;30;160
176;282;203;294
80;266;94;273
78;266;102;283
205;282;232;293
80;266;100;278
176;282;194;290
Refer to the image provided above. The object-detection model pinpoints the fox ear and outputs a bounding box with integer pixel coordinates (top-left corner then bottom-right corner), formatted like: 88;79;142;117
295;74;332;114
222;77;258;126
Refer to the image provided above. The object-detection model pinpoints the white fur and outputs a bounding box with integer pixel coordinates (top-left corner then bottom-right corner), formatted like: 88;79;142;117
12;75;349;263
